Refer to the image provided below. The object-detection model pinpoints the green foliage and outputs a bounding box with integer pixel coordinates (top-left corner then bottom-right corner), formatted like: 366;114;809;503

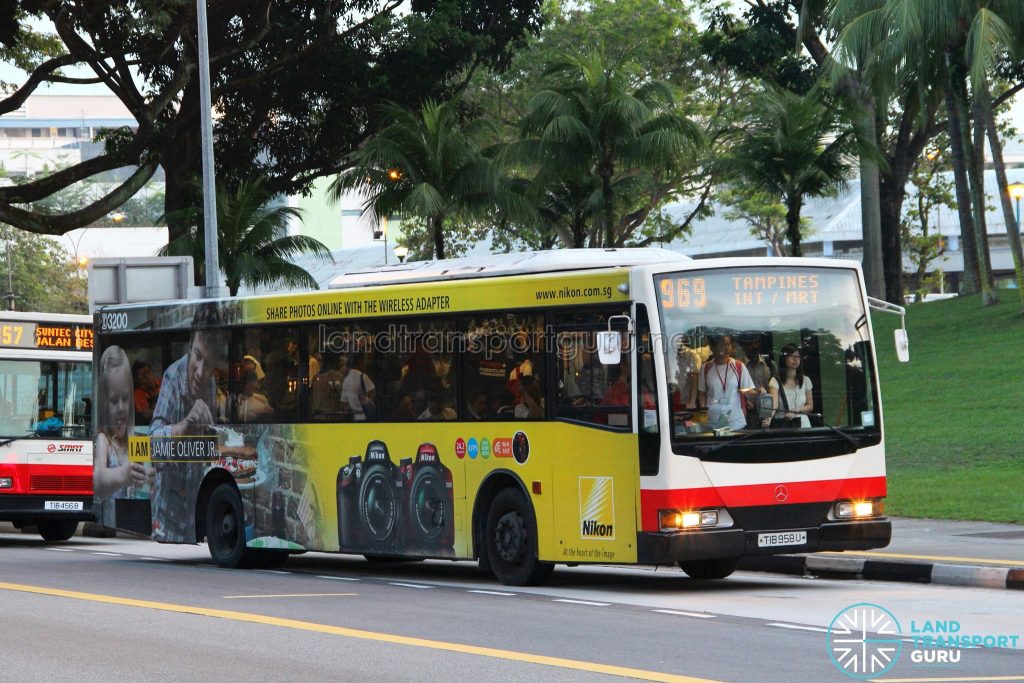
0;227;87;313
511;48;702;248
901;144;956;303
723;86;856;256
0;1;543;238
701;1;818;94
160;177;332;296
330;99;529;260
718;188;792;256
872;294;1024;522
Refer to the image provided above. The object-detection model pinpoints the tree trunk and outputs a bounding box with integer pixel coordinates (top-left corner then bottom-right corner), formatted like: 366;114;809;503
784;195;803;257
433;215;446;260
965;77;997;305
943;50;981;295
852;103;885;298
878;176;907;304
979;79;1024;310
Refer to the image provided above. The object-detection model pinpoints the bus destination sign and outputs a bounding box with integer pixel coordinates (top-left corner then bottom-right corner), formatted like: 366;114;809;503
0;321;94;351
659;273;821;310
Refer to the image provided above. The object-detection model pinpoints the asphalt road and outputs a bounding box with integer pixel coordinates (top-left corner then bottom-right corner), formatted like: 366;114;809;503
1;530;1022;683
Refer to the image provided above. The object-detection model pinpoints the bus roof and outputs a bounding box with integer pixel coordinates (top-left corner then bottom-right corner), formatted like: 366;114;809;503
326;248;689;290
0;311;91;323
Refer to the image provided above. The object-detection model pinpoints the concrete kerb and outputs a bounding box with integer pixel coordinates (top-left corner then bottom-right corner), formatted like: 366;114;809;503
738;555;1024;591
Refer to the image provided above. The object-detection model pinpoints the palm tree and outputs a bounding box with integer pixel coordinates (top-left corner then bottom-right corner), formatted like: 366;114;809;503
830;0;1022;305
160;177;332;296
330;100;524;261
512;49;701;247
725;87;857;256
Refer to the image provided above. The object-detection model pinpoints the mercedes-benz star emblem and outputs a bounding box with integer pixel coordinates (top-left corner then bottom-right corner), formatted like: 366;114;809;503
773;484;789;502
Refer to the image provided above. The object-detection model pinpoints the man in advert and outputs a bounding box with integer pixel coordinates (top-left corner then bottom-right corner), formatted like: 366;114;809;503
149;305;223;542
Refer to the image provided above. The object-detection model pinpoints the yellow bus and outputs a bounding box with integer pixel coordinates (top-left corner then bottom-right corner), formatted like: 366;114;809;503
94;249;896;585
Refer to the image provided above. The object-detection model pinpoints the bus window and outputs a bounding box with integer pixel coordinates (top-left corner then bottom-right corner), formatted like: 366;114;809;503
552;310;630;428
260;327;302;422
463;313;543;420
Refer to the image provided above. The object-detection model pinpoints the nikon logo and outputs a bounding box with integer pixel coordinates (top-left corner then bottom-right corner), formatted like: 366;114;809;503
579;476;615;540
581;520;613;537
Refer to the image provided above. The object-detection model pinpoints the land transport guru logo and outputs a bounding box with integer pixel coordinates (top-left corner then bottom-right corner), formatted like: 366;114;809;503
827;602;1021;678
827;603;903;678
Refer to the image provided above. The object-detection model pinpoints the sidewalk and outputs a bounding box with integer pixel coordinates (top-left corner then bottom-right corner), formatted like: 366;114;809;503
739;517;1024;590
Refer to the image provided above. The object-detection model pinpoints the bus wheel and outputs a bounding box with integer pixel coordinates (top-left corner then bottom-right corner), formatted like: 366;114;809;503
37;520;79;542
678;557;740;580
485;488;553;586
206;484;248;568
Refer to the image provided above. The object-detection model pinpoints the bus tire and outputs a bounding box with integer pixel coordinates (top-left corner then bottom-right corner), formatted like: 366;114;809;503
37;520;79;542
485;487;553;586
206;484;249;568
678;557;740;580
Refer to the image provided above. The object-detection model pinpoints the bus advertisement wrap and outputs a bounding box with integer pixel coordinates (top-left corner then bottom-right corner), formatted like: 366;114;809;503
115;421;639;562
93;252;892;585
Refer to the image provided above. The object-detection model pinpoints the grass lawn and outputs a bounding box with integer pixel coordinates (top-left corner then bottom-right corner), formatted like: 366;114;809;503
871;292;1024;523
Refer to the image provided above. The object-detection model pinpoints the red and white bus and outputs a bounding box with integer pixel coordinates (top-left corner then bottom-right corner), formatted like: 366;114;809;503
94;250;904;584
0;312;94;541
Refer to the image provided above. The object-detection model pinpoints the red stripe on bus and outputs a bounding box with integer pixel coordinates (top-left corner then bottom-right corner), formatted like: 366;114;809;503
639;476;887;531
0;464;93;495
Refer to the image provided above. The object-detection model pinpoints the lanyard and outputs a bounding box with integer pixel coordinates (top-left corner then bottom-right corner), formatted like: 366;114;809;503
714;362;730;394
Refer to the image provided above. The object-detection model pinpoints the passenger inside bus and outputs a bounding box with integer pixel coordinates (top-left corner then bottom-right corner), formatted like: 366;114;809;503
132;361;159;424
342;353;376;421
389;391;417;421
514;375;544;419
418;387;456;420
671;336;701;411
309;354;350;421
768;344;813;428
466;391;488;420
236;369;273;423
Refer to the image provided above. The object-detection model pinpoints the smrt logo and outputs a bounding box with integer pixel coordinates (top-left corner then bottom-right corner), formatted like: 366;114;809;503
579;476;614;539
47;444;56;453
58;444;84;452
827;602;903;678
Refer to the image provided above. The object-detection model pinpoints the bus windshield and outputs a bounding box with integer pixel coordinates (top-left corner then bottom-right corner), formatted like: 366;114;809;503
0;360;92;438
655;266;878;440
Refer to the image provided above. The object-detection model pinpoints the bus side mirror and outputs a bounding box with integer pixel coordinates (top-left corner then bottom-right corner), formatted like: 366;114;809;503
596;331;621;365
894;329;910;363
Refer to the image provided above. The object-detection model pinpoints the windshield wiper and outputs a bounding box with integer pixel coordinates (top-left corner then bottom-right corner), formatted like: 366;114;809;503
700;410;859;455
805;412;859;450
0;431;38;448
702;425;773;454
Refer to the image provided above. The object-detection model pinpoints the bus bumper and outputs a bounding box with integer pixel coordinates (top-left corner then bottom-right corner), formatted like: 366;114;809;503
0;495;95;523
636;518;891;565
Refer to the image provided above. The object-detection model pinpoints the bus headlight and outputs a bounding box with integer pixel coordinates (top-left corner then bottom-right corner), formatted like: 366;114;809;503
0;477;12;489
660;508;720;531
835;499;882;519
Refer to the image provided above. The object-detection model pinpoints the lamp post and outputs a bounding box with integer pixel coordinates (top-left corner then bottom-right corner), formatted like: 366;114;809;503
1009;182;1024;236
394;245;408;263
197;0;224;298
